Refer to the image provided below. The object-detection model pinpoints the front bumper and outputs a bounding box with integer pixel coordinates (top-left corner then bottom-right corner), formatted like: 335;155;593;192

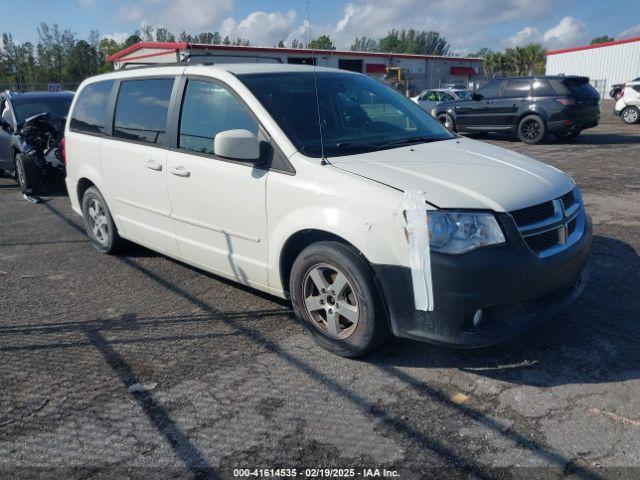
373;213;592;347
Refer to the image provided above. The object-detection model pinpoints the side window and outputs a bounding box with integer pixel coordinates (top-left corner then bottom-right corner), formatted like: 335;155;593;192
532;79;555;96
501;79;531;98
440;92;454;101
70;80;114;134
113;78;174;145
477;80;504;98
178;80;258;155
633;85;640;93
425;91;439;101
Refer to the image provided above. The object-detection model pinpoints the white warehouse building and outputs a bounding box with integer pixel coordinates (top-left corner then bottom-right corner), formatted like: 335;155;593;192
107;42;483;94
546;36;640;95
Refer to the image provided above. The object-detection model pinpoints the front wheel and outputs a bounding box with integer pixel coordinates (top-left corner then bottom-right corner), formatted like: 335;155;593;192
81;186;126;254
289;241;390;357
15;153;42;194
437;113;456;132
622;106;640;124
517;115;546;144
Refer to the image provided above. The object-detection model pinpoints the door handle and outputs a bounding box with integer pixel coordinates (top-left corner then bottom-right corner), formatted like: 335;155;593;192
145;159;162;171
169;166;190;177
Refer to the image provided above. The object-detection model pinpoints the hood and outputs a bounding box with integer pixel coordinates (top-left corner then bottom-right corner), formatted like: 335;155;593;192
330;137;574;212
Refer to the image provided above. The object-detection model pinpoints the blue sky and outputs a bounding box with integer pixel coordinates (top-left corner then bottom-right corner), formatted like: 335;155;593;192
5;0;640;54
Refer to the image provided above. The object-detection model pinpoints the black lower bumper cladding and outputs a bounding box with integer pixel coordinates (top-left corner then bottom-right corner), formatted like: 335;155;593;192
374;213;593;347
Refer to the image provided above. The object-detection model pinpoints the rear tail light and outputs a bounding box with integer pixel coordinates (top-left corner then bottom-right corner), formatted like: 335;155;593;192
620;87;625;98
60;137;66;164
556;98;575;106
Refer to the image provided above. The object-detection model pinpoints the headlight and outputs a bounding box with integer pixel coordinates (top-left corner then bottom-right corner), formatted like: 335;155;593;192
428;211;505;254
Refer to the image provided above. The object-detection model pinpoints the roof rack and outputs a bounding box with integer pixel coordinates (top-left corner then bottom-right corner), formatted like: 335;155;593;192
118;52;284;70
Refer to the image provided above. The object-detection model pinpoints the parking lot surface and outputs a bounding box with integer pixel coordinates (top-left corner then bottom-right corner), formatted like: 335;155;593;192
1;102;639;479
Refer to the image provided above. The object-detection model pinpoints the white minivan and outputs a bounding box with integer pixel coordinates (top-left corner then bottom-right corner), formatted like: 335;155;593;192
65;63;592;357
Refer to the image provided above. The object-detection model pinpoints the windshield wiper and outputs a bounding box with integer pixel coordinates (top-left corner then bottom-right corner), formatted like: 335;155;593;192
379;136;446;147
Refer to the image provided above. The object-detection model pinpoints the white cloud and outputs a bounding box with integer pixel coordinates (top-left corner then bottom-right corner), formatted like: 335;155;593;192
77;0;96;8
104;32;130;44
504;16;587;49
221;10;297;45
618;24;640;39
118;0;233;31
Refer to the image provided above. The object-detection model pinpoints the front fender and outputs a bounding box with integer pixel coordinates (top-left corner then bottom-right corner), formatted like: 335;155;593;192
266;157;409;290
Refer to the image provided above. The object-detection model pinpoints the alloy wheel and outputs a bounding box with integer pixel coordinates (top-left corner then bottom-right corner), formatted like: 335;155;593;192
87;198;109;246
302;263;359;339
623;108;639;124
520;119;542;142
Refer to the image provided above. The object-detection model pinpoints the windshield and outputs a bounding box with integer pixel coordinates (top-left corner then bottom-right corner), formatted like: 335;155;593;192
12;97;72;123
238;72;454;157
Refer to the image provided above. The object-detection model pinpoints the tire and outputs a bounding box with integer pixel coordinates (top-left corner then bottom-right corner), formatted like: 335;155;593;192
81;186;126;254
289;241;390;357
621;106;640;124
556;130;581;140
517;115;546;144
437;113;456;132
15;152;42;194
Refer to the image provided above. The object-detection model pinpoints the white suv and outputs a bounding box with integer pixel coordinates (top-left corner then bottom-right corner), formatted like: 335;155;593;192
64;64;592;357
614;79;640;124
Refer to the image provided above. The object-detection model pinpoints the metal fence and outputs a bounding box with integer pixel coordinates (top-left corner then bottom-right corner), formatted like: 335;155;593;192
1;82;80;93
590;79;607;97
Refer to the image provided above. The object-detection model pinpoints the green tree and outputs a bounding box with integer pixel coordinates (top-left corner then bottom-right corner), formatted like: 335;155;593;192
65;40;98;81
378;29;449;55
307;35;335;50
276;40;285;48
350;36;378;52
122;34;141;49
155;28;175;43
590;35;614;45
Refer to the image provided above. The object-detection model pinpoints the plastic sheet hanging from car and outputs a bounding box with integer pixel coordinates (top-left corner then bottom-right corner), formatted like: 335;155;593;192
404;190;434;311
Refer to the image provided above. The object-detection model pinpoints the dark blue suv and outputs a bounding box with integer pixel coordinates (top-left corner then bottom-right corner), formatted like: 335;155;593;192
0;91;73;183
432;76;600;144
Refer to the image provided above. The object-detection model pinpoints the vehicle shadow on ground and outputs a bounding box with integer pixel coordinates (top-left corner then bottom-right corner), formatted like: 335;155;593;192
375;235;639;391
21;201;607;480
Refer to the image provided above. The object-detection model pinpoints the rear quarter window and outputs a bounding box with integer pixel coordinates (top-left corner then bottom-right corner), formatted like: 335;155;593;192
70;80;114;134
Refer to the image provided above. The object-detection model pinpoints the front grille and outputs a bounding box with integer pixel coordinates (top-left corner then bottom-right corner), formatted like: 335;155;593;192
560;190;575;210
510;188;584;257
510;201;555;227
525;229;559;253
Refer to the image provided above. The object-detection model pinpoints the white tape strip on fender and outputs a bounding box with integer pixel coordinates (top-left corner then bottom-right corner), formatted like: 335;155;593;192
404;190;434;311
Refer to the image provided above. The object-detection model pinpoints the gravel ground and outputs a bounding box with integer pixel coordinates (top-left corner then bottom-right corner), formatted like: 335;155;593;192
1;101;639;479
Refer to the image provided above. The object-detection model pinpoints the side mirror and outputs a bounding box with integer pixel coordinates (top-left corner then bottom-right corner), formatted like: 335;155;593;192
0;117;12;132
214;129;260;162
471;93;483;101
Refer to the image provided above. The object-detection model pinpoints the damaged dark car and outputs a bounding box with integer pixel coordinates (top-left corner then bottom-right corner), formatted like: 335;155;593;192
0;91;73;201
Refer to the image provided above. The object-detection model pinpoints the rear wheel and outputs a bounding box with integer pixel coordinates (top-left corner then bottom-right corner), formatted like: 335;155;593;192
15;153;42;194
289;241;390;357
81;186;126;254
517;115;546;144
622;106;640;124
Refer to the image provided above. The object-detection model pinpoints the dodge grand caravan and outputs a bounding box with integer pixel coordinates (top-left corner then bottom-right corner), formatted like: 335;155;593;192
64;64;592;357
